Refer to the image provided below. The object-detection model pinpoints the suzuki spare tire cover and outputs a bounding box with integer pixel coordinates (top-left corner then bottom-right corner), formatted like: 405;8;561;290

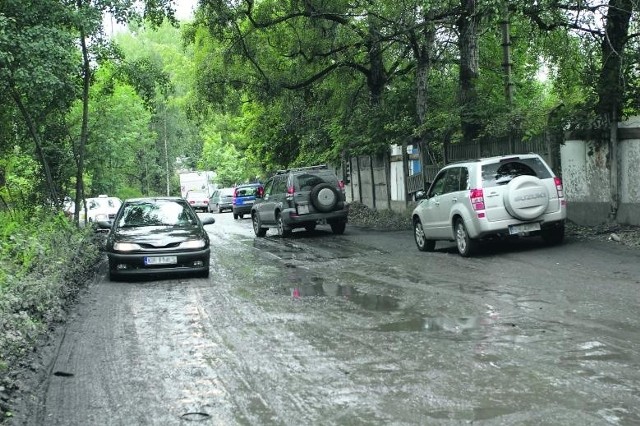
310;183;338;212
503;175;549;221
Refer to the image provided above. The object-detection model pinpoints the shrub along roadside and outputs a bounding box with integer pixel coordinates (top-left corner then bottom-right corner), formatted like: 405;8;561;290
347;201;414;231
0;209;103;420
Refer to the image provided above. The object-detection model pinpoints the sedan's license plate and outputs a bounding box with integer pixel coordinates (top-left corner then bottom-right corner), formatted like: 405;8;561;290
144;256;177;265
297;204;309;215
509;222;541;235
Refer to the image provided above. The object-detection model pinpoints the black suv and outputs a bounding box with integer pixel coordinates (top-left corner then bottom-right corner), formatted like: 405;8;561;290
251;165;349;237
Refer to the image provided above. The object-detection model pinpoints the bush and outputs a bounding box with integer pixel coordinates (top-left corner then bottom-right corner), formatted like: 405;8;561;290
347;201;413;231
0;209;103;414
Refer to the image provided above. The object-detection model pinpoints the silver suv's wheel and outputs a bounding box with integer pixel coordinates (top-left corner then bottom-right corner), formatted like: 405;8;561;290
252;213;267;237
455;219;477;257
541;222;565;245
414;218;435;252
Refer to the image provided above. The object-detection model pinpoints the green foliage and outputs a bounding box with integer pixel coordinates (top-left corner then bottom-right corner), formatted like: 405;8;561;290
198;115;262;185
66;66;159;197
0;146;41;209
0;209;102;393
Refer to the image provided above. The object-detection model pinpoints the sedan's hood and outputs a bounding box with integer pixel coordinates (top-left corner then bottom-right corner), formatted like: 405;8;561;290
112;226;206;247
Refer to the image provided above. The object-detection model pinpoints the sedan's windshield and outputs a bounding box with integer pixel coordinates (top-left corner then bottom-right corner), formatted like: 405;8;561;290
118;200;198;228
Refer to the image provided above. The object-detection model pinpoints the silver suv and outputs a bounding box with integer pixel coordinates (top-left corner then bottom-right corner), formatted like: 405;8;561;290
251;165;349;237
412;154;566;256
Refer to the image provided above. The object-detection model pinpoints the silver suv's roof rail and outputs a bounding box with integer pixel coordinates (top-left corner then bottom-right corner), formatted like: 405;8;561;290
275;164;328;175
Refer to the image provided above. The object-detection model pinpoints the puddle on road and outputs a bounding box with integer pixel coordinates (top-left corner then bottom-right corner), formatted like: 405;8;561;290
249;236;387;262
376;316;486;333
285;282;400;311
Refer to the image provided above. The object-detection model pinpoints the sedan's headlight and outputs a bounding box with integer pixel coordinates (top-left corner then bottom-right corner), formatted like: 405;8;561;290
95;214;108;221
179;239;206;249
113;242;142;251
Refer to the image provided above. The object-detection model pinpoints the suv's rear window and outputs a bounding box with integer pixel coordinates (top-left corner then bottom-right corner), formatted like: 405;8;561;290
482;158;552;188
295;172;337;191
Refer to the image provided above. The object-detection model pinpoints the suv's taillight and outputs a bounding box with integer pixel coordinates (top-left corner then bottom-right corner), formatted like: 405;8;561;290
338;180;345;192
233;188;238;198
554;176;564;198
470;188;485;211
286;185;295;201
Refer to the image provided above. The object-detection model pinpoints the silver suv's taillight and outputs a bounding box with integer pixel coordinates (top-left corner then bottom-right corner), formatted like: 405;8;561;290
554;176;564;198
470;188;485;210
286;185;295;201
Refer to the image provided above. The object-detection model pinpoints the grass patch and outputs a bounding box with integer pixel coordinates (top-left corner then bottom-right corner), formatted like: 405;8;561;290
0;209;103;420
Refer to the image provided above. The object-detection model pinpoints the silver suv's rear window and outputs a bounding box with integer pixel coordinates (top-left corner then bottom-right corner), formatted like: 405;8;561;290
482;158;552;188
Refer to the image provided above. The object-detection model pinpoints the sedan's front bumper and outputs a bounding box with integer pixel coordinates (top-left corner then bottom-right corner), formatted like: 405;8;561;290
107;248;210;277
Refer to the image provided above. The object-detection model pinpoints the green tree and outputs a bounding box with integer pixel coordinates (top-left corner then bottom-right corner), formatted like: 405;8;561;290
0;0;79;205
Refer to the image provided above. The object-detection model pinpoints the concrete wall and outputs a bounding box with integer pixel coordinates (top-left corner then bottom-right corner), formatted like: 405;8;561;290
617;116;640;225
344;155;391;210
560;116;640;226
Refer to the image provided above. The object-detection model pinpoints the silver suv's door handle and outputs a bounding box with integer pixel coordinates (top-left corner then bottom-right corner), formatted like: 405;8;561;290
452;198;457;203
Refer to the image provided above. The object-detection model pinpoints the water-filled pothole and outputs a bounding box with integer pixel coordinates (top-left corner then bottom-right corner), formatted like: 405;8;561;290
288;283;400;311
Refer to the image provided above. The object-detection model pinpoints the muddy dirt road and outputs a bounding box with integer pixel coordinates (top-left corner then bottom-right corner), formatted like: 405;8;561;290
10;213;640;425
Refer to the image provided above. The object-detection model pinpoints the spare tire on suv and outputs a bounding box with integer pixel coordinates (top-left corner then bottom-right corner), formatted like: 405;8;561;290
503;175;550;221
310;183;339;212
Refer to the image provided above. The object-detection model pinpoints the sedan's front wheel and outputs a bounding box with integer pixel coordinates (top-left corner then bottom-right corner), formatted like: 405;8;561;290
414;218;435;252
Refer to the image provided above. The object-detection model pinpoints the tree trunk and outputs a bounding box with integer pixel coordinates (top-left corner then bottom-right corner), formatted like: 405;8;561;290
366;17;386;106
74;14;90;225
458;0;481;144
596;0;633;120
9;87;58;204
415;9;436;127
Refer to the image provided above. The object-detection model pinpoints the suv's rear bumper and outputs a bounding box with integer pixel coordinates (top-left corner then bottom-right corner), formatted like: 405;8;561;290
282;207;349;227
468;209;566;239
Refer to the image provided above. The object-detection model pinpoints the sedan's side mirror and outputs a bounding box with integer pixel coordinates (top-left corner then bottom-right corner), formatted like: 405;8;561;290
199;214;216;225
96;219;113;230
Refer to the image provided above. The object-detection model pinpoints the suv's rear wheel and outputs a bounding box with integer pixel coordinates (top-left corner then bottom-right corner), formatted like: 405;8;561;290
541;222;565;245
455;219;477;257
414;218;435;252
277;213;292;237
310;183;339;212
330;221;346;235
252;213;267;237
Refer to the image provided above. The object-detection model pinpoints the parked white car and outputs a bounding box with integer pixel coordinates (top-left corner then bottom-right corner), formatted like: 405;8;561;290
82;195;122;224
412;154;567;256
185;190;209;212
